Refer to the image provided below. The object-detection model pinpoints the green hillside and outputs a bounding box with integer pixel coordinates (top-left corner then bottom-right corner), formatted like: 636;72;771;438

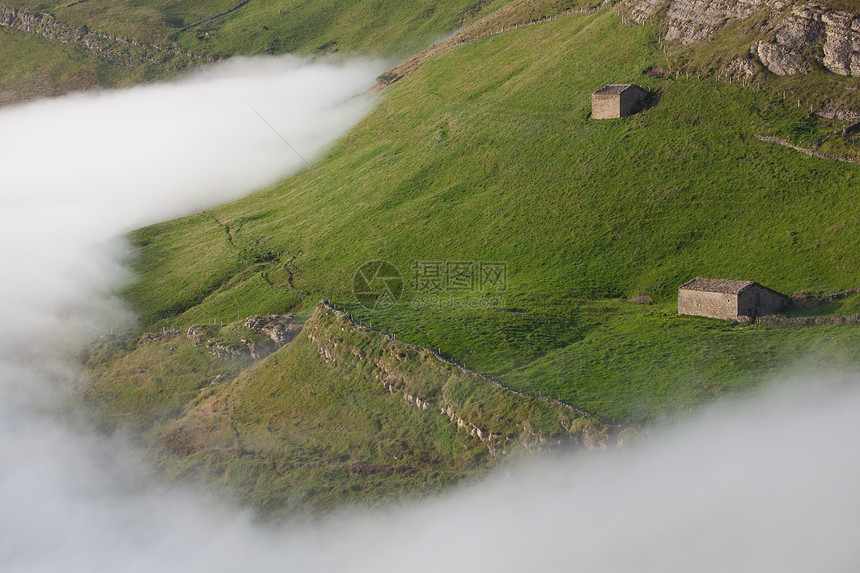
6;0;514;56
82;303;605;517
120;8;860;426
0;25;173;103
0;0;516;102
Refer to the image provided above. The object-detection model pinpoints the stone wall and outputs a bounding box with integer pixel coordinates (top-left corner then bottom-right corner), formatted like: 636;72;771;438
789;287;860;309
737;285;788;317
678;288;738;319
757;314;860;326
0;4;211;68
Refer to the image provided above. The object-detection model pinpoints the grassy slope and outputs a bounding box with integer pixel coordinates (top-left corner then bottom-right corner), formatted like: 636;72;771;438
83;303;603;516
81;332;253;438
0;26;175;103
120;9;860;426
1;0;516;104
665;2;860;122
7;0;515;56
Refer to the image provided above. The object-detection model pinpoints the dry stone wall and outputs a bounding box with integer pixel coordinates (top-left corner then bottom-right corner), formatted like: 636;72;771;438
0;4;212;67
757;314;860;325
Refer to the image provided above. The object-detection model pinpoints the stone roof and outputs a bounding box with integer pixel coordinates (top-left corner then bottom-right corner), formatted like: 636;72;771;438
593;84;636;95
679;277;756;294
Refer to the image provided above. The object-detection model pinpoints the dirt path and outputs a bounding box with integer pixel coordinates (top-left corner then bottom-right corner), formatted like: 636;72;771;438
372;1;608;92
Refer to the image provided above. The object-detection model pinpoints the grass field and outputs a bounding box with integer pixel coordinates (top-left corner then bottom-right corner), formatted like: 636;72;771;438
111;8;860;430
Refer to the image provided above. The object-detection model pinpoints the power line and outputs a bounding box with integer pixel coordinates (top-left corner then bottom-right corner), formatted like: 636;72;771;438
249;106;312;168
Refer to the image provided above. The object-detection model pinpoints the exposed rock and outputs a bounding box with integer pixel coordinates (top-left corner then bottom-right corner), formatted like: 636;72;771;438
185;318;296;361
404;393;431;411
751;5;859;76
186;326;258;360
663;0;768;45
628;294;654;304
752;41;808;75
622;0;859;78
774;7;825;47
821;11;856;75
628;0;662;23
816;109;860;121
719;57;758;80
244;314;301;344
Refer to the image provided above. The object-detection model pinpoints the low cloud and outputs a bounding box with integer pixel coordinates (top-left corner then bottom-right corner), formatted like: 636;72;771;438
0;56;858;572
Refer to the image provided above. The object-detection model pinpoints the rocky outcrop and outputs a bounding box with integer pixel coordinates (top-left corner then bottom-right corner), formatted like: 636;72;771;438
628;0;664;24
663;0;768;45
187;326;259;360
719;56;759;80
186;315;299;360
816;108;860;121
625;0;860;77
244;314;301;344
822;11;860;76
627;0;770;37
753;40;809;75
752;6;860;76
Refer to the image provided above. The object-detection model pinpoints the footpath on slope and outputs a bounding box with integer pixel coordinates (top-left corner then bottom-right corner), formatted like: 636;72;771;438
372;0;611;92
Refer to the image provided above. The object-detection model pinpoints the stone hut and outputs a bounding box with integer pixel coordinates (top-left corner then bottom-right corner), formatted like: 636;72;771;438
678;278;788;320
591;84;648;119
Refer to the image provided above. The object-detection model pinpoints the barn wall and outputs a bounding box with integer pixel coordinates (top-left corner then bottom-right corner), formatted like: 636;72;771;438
592;94;620;119
619;87;646;116
738;286;788;317
678;289;738;320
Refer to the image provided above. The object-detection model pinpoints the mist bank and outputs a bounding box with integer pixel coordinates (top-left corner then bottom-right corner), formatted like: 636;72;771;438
0;55;384;234
0;54;385;569
4;372;860;571
0;54;384;356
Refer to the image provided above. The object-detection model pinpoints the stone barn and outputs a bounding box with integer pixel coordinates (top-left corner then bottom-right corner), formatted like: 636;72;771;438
591;84;648;119
678;278;788;320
